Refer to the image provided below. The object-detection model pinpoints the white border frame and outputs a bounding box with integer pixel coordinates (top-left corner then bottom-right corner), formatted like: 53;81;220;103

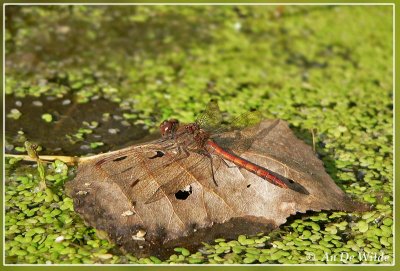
2;2;396;267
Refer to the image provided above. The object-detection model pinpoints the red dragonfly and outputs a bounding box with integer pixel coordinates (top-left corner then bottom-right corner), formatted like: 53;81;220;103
156;101;293;191
97;100;303;204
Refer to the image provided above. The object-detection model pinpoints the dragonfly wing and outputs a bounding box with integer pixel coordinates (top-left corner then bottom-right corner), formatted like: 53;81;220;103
195;99;223;132
228;110;264;130
211;110;264;135
212;119;281;155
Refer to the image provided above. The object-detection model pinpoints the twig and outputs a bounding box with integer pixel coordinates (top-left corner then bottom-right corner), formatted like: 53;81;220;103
5;153;83;165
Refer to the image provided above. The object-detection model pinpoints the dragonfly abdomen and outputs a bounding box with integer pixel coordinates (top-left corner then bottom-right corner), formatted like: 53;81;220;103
207;140;288;189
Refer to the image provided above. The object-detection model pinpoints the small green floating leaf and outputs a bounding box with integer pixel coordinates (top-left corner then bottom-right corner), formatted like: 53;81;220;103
90;142;104;149
150;256;162;264
188;257;203;264
270;251;284;260
7;108;22;120
238;235;247;245
362;211;376;220
357;220;369;233
363;194;376;203
382;218;393;226
14;249;28;256
380;225;392;237
325;225;338;235
123;113;137;120
174;247;190;256
15;146;26;153
301;230;312;239
181;248;190;257
232;246;243;254
308;222;321;231
243;256;257;263
41;113;53;123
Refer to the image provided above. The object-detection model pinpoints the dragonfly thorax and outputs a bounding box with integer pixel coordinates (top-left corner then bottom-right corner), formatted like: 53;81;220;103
184;123;200;134
193;129;210;147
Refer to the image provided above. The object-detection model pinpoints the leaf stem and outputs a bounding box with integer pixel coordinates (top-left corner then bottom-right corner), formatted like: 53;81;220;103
5;153;83;165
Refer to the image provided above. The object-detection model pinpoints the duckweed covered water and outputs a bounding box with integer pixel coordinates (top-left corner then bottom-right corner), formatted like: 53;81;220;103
5;5;393;264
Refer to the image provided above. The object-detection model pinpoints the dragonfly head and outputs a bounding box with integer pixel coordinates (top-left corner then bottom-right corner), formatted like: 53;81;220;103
160;119;179;138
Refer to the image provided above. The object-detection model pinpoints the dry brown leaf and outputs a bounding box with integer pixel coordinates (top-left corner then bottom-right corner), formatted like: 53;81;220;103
66;119;369;258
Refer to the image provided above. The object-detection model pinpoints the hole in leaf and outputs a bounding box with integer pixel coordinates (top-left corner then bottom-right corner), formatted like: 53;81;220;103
113;155;127;162
149;151;165;159
175;185;192;200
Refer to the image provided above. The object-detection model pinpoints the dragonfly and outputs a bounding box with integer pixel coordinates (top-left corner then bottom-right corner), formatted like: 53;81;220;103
95;100;299;204
158;100;290;191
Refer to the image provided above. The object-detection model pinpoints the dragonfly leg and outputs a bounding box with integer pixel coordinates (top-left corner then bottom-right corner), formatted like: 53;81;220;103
207;146;237;169
164;145;191;167
197;149;218;187
207;153;218;187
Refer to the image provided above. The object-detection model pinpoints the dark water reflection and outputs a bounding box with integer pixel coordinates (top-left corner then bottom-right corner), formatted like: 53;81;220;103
5;94;157;156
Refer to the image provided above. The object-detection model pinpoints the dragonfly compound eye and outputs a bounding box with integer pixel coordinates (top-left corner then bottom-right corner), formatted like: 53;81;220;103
160;119;179;137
